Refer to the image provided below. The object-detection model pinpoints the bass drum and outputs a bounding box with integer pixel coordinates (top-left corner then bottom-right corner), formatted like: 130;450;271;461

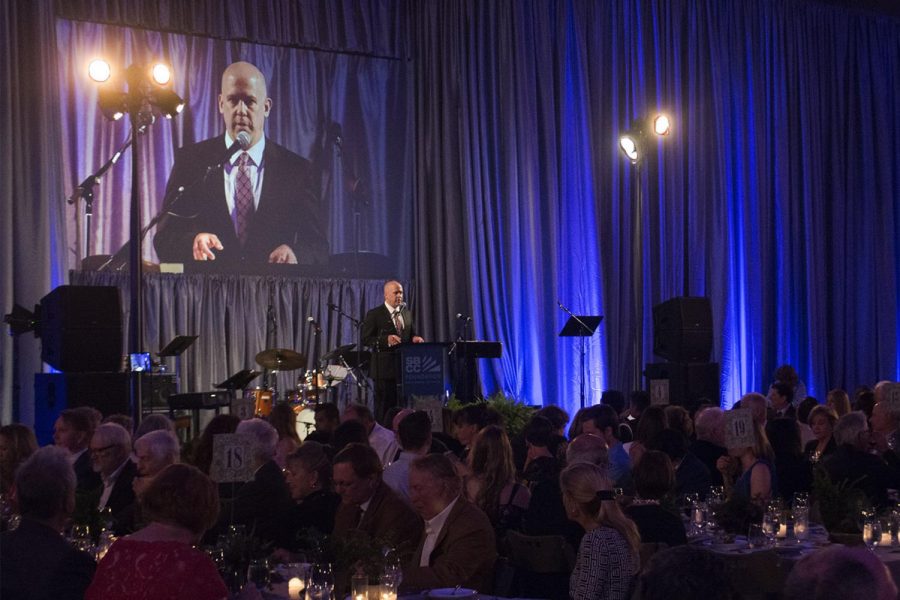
293;404;317;441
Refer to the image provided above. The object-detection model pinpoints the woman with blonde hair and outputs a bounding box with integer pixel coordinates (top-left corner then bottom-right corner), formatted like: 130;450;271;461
465;425;530;542
0;424;38;494
268;402;302;468
716;420;777;505
560;462;641;600
826;388;851;417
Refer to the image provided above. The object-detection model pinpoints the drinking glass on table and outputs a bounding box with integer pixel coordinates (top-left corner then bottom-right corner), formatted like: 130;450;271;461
762;509;779;546
863;514;882;551
748;523;767;549
308;562;334;600
247;558;271;590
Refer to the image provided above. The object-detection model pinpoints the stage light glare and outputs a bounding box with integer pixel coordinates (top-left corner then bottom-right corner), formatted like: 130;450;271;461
619;134;639;163
652;114;671;136
151;63;171;85
88;59;112;83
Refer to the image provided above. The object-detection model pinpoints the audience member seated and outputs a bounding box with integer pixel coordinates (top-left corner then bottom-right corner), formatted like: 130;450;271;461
332;443;423;558
522;433;606;545
536;405;571;438
268;402;302;468
870;398;900;463
1;447;96;600
768;381;797;421
54;408;102;493
601;390;627;420
783;546;897;600
664;405;694;440
740;392;769;429
854;389;876;419
560;462;640;600
118;430;181;534
465;425;531;548
716;421;776;506
765;418;811;503
797;396;818;445
90;423;137;534
637;546;736;600
134;413;176;439
826;388;851;417
690;407;727;486
102;414;134;436
305;402;340;445
819;411;900;509
0;423;38;494
628;405;667;465
188;414;241;475
648;428;710;498
342;404;399;466
521;415;564;488
86;464;229;600
580;405;631;488
401;454;497;593
210;418;293;546
624;450;686;547
383;411;433;504
331;419;370;454
276;441;341;554
452;404;502;461
621;390;650;424
803;405;838;464
773;364;806;407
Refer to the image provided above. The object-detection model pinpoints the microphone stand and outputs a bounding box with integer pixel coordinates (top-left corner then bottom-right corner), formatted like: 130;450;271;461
68;134;133;265
558;300;592;409
327;304;371;403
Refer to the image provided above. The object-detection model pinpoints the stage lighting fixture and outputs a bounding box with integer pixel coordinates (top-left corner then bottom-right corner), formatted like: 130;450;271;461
152;89;185;119
98;87;126;121
619;133;640;163
88;59;112;83
150;63;172;86
652;114;671;136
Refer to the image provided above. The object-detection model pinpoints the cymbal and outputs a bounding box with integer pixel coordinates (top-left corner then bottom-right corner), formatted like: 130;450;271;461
254;348;306;371
321;343;357;362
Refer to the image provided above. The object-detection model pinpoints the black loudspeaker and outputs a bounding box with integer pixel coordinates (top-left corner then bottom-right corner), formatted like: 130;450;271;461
40;285;122;372
652;296;713;362
645;362;720;411
33;373;177;444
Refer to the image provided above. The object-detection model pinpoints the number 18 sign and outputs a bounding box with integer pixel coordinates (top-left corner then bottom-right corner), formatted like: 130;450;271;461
210;433;257;483
724;409;755;449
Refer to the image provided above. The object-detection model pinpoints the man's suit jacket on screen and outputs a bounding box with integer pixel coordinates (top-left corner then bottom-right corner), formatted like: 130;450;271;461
153;135;328;267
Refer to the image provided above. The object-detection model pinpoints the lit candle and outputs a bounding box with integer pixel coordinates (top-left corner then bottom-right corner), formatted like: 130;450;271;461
381;592;397;600
881;532;893;546
778;524;787;538
288;577;304;600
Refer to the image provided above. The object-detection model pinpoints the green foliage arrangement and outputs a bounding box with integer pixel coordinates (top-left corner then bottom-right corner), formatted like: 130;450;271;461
447;391;537;438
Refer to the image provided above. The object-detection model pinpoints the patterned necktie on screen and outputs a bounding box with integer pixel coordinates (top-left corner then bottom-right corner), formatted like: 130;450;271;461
234;152;254;245
393;310;404;336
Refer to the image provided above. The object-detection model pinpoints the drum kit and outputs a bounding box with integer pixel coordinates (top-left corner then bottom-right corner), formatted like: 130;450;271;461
243;344;370;418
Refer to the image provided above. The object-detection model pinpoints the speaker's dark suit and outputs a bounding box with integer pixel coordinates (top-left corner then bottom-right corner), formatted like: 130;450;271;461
0;517;96;600
361;304;417;421
153;135;328;267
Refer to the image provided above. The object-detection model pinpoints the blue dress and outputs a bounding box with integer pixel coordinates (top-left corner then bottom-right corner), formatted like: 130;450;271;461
734;458;777;502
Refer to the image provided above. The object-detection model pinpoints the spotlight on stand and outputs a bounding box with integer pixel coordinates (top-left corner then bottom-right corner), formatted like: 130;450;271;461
652;113;671;137
88;59;112;83
98;87;126;121
619;133;640;163
150;63;172;86
152;89;185;119
3;303;40;337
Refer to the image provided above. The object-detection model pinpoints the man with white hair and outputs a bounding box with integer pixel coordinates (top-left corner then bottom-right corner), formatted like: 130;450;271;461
90;422;137;529
691;407;727;486
133;430;180;495
0;446;96;599
820;411;900;509
211;418;293;545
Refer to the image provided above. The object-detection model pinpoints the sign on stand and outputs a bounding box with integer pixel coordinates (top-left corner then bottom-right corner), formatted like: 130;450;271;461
724;409;755;449
210;433;256;483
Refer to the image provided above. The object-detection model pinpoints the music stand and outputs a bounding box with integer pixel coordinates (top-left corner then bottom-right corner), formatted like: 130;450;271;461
158;335;199;394
559;315;603;408
215;369;261;391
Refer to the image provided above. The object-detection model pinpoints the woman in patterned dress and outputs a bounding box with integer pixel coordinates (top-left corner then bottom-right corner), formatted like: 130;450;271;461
560;462;641;600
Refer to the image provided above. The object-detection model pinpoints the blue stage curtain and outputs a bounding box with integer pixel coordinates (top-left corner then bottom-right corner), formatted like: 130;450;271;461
411;0;900;411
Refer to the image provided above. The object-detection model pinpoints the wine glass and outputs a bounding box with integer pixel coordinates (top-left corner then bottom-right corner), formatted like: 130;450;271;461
247;558;271;590
309;562;334;600
382;552;403;592
863;515;882;551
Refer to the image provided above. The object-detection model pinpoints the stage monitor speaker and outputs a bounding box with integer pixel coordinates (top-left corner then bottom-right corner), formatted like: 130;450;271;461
644;362;720;412
40;285;122;372
652;296;712;362
33;372;177;445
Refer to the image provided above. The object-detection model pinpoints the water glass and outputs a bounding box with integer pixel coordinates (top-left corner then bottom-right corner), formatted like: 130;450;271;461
307;562;334;600
762;510;779;546
691;501;708;535
248;558;270;590
863;515;882;551
794;508;809;541
793;492;809;511
748;523;767;549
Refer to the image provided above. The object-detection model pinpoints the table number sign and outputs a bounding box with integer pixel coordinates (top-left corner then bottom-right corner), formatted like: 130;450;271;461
724;409;755;449
650;379;670;406
210;433;257;483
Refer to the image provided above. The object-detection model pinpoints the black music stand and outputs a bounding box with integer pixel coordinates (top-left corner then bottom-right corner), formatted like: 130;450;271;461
559;315;603;408
158;335;198;394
